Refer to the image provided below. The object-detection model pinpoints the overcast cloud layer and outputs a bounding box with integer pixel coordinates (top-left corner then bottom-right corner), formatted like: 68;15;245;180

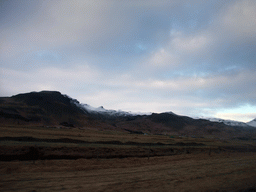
1;0;256;122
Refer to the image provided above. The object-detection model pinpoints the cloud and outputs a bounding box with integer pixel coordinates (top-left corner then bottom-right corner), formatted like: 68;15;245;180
216;113;256;123
68;67;256;115
0;63;100;96
1;0;256;122
220;0;256;37
0;0;179;58
215;104;256;122
142;0;256;72
147;30;212;70
94;66;256;119
171;33;210;53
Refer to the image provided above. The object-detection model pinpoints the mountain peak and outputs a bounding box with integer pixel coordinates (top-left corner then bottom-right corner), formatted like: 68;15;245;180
247;118;256;127
40;90;62;94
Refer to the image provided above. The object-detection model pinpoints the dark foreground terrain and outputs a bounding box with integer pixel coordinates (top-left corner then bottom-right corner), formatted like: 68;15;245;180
0;125;256;192
1;153;256;192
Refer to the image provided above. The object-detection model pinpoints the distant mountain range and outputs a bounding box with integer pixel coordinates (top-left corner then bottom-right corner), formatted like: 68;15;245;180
79;104;255;128
73;97;256;128
196;117;254;128
0;91;255;139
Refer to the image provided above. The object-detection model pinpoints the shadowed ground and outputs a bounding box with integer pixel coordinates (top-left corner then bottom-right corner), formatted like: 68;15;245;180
1;152;256;192
1;125;256;191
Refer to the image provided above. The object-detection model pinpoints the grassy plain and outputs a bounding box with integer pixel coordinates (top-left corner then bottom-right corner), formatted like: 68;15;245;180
1;125;256;191
1;125;254;146
1;153;256;192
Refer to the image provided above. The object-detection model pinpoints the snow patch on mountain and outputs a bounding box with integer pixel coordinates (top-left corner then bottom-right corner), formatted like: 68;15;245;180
70;99;150;117
247;118;256;127
82;104;133;116
194;116;250;127
205;118;250;127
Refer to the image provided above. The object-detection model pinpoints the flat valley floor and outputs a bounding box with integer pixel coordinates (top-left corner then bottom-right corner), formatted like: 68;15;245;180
1;152;256;192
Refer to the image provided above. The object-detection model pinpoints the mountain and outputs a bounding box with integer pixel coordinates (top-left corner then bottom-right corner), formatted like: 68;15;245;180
1;91;255;139
77;103;139;118
203;118;249;127
0;91;107;128
247;118;256;127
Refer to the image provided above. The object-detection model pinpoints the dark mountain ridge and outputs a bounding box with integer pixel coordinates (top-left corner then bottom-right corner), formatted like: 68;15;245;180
0;91;255;139
0;91;89;127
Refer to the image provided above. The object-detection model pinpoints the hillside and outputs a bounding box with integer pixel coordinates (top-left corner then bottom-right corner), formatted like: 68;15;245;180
0;91;255;139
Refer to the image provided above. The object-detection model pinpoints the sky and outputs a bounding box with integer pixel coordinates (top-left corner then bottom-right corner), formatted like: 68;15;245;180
0;0;256;122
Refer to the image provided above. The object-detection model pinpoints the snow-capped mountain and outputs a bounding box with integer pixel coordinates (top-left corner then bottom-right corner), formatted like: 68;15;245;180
67;95;256;128
72;101;147;117
2;91;256;139
247;118;256;127
81;104;135;117
197;117;250;127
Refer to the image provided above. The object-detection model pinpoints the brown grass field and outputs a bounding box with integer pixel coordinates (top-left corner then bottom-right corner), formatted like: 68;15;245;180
1;125;256;192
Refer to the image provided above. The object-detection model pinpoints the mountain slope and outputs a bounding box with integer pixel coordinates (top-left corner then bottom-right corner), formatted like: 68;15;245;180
0;91;255;139
203;118;249;127
0;91;96;127
247;118;256;127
